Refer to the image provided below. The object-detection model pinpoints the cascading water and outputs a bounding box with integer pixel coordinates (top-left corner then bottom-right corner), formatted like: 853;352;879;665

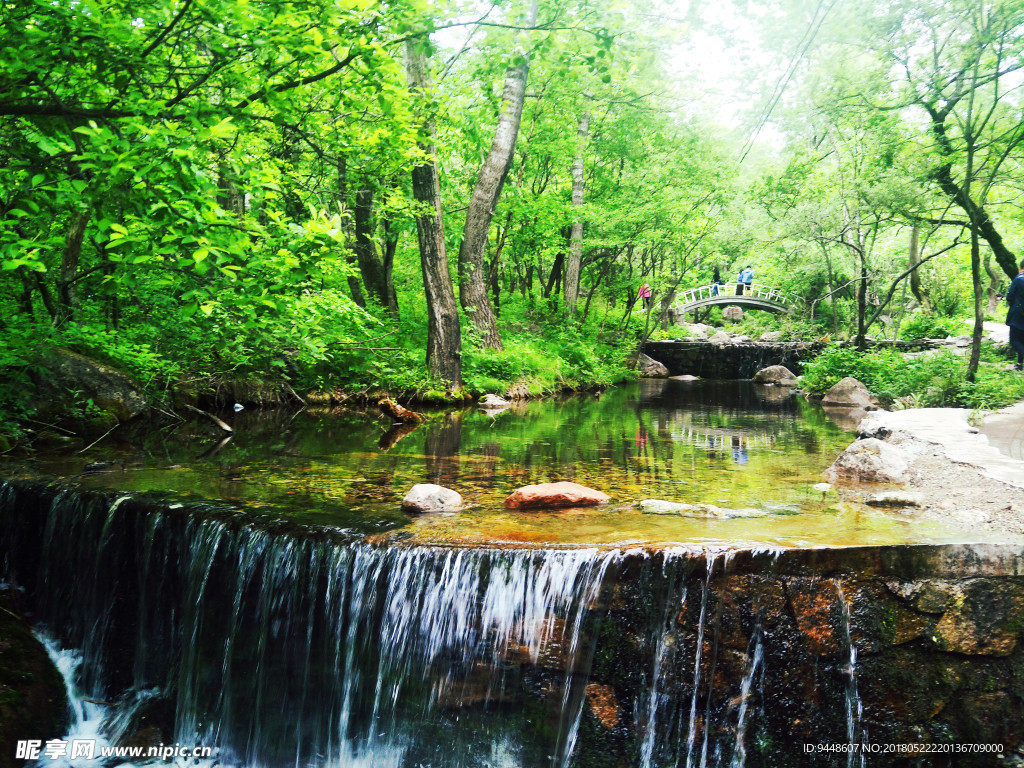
3;480;1022;767
834;582;865;768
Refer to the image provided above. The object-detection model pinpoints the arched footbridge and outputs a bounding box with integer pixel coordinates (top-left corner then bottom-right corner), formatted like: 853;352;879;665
672;283;803;318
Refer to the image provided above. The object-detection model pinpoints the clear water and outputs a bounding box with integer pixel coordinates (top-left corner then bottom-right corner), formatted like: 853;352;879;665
12;379;995;548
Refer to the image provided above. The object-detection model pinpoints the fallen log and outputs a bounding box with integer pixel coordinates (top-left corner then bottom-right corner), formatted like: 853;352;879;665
378;398;423;423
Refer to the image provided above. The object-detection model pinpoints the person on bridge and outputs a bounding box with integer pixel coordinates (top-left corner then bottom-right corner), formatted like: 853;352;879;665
712;265;721;296
1007;259;1024;371
736;266;754;296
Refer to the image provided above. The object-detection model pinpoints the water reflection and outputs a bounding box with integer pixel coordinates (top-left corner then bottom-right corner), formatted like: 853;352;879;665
10;382;996;547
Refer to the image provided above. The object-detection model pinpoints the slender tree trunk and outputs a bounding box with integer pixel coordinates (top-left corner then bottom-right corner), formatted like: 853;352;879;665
564;110;590;317
15;267;34;316
56;210;88;326
984;252;1002;315
968;227;984;381
544;252;564;300
908;225;932;311
407;39;462;387
456;0;538;349
33;271;58;321
353;187;397;314
381;215;400;314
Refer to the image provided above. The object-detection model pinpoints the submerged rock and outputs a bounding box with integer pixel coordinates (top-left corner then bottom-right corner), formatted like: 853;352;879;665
503;482;610;509
639;499;766;518
753;365;798;386
401;484;462;514
824;437;910;484
822;376;873;408
866;491;924;508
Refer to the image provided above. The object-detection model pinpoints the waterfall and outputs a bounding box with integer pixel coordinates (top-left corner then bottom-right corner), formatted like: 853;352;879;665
834;581;865;768
5;480;1007;767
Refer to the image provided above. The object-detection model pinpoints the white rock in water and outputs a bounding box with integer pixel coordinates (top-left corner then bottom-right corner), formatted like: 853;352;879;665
640;499;767;518
479;393;510;408
640;499;690;514
401;484;463;514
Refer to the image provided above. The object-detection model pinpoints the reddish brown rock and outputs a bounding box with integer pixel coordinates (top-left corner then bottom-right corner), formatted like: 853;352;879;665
585;683;621;729
503;482;610;509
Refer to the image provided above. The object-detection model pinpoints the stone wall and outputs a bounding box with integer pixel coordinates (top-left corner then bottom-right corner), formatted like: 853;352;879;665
643;340;829;379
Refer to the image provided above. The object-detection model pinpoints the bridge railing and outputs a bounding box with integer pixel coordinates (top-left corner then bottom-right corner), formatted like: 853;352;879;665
676;282;803;308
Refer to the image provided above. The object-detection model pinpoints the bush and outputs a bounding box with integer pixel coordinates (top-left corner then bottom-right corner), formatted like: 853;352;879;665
801;345;1024;409
899;312;965;341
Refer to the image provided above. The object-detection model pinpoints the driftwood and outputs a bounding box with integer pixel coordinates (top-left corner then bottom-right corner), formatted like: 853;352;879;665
378;398;423;424
184;404;233;434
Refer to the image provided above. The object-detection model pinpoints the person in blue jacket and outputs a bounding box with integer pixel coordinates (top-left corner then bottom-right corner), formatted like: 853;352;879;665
1008;259;1024;371
736;266;754;296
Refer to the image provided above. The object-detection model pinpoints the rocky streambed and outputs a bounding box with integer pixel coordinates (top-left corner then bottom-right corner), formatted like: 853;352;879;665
824;404;1024;538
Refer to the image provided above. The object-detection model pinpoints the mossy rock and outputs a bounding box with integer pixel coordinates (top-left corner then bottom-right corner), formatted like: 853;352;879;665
0;607;68;768
29;348;148;436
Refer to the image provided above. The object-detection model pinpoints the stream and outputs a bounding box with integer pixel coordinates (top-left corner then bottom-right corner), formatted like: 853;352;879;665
2;380;1021;767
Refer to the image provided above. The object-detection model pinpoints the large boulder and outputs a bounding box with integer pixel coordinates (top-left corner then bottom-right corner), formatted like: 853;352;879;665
822;376;873;408
753;365;798;386
682;323;713;339
824;437;910;484
401;484;462;514
31;348;148;433
631;353;669;378
0;606;68;760
503;482;610;510
723;306;744;322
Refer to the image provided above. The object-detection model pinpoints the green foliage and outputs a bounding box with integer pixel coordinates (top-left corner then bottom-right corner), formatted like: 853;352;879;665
462;328;633;397
802;345;1024;408
899;312;964;341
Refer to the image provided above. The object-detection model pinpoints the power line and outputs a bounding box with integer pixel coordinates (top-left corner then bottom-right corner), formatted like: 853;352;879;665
738;0;838;163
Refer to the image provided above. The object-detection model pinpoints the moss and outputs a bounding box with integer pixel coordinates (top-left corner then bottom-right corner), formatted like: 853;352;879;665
0;607;68;768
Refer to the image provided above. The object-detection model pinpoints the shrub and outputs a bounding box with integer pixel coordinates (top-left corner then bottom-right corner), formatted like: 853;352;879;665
802;345;1024;409
899;313;965;341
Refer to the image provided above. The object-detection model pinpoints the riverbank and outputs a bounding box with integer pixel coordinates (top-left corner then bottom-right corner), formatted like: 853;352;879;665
827;405;1024;537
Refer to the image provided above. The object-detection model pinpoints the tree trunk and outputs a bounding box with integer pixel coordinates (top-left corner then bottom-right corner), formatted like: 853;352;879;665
15;266;34;316
407;39;462;388
927;108;1019;280
984;252;1002;315
336;159;367;307
967;227;983;381
353;187;396;314
456;0;538;349
544;252;564;300
56;210;88;326
908;225;932;311
564;110;590;317
381;214;400;315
